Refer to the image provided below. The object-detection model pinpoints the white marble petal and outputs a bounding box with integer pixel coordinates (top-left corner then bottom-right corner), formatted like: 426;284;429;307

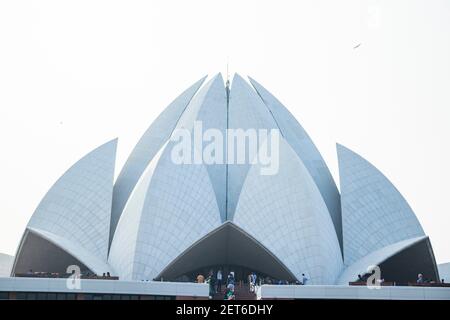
337;144;425;265
234;138;343;284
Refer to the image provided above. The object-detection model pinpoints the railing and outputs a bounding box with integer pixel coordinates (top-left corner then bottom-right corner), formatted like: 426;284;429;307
349;281;394;286
408;282;450;287
349;281;450;287
14;273;119;280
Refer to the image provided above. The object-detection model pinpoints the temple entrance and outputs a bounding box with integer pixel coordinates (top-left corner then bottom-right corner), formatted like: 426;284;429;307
156;222;297;283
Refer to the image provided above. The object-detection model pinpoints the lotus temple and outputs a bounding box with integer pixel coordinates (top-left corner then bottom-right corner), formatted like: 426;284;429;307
0;73;449;300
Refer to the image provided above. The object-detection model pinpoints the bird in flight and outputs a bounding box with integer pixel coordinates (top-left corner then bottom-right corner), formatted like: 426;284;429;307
353;43;362;49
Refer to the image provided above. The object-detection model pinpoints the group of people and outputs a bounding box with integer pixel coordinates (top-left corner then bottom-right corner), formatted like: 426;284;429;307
196;269;252;300
195;269;310;299
353;272;440;285
22;269;116;280
272;274;308;285
416;273;443;284
202;269;237;299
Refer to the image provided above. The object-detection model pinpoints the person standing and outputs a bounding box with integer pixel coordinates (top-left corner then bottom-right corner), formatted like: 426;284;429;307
417;273;424;284
206;270;215;298
227;271;235;291
302;273;309;285
224;284;235;300
216;269;223;293
197;273;205;283
249;272;257;292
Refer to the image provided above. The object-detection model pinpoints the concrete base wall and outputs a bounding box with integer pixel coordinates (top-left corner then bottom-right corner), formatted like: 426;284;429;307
258;284;450;300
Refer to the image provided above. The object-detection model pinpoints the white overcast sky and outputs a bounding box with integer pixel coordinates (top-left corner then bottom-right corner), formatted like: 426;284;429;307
0;0;449;264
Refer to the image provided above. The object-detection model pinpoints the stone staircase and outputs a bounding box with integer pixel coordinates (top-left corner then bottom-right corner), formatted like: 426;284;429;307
213;284;257;300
